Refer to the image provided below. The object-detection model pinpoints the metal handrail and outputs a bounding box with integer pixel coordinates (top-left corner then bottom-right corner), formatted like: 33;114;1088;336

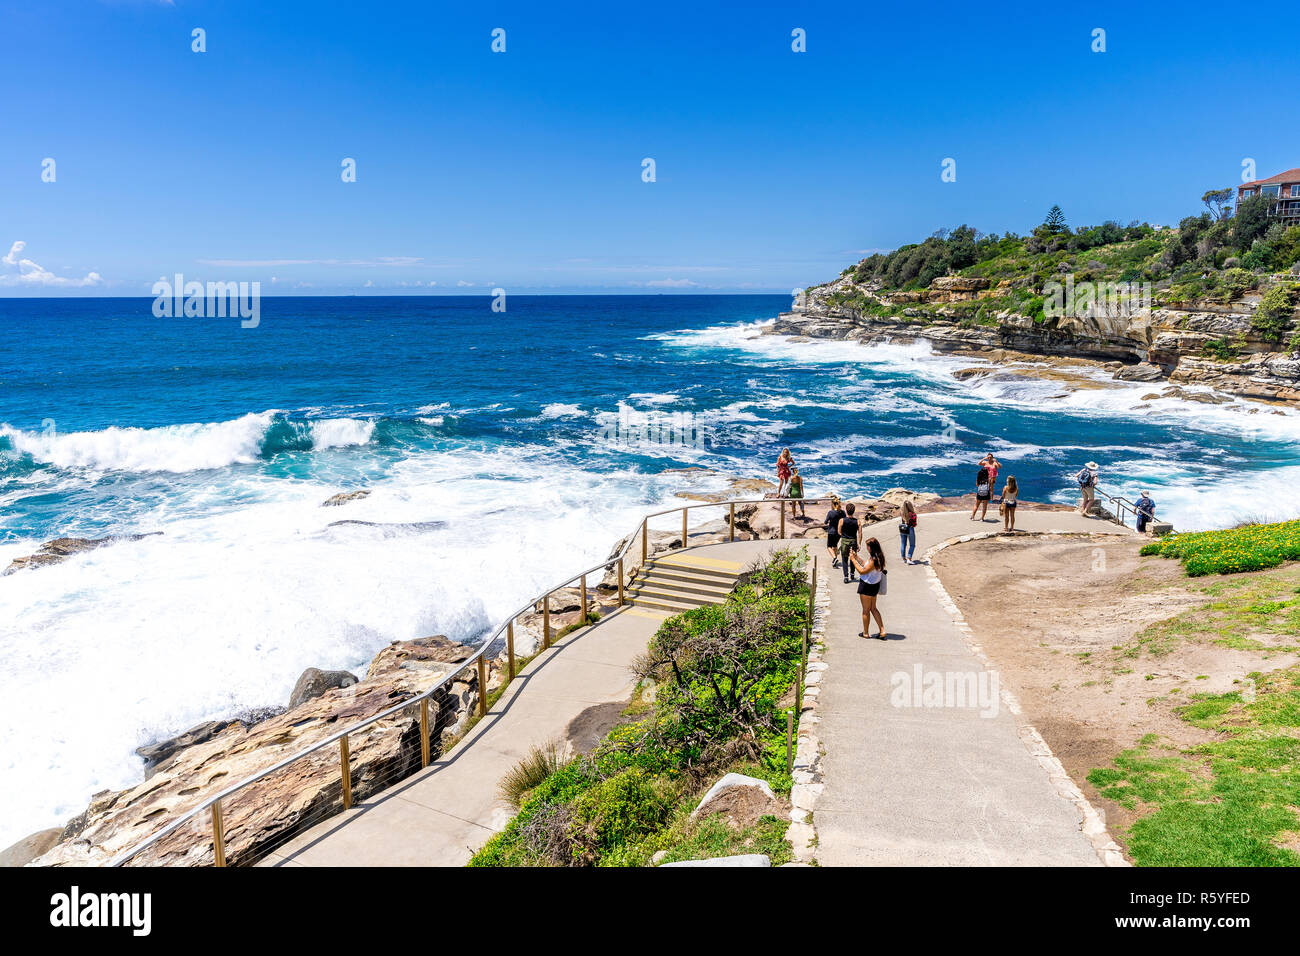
1092;484;1156;529
108;491;825;867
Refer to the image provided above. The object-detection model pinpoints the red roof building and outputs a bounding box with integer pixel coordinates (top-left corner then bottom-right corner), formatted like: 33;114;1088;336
1237;168;1300;229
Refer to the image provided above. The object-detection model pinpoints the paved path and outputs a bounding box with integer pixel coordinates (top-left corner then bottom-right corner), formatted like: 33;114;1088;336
263;538;788;866
813;508;1130;866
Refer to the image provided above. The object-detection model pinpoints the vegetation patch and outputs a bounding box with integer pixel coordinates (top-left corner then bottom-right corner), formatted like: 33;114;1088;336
469;548;811;867
1140;519;1300;575
1119;562;1300;659
1087;669;1300;866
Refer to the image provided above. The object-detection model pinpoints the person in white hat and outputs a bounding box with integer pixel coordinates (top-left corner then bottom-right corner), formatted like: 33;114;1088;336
1135;490;1156;533
1076;461;1099;515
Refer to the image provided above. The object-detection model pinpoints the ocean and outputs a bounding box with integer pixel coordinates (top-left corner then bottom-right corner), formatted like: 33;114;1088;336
1;293;1297;848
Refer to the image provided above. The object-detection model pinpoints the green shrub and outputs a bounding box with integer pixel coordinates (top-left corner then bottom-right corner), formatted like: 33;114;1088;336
1201;337;1240;361
1253;284;1297;341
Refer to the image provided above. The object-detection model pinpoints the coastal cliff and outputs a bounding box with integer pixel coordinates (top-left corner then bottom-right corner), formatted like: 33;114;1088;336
776;273;1300;404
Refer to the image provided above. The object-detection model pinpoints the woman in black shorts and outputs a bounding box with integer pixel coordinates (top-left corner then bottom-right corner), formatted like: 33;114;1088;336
970;465;992;522
848;537;887;639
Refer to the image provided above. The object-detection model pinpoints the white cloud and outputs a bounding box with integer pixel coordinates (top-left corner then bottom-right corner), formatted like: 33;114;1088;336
642;278;698;288
456;280;474;287
0;240;102;287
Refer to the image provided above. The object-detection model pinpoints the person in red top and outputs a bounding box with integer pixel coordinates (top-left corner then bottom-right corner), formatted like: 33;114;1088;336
776;448;794;497
979;453;1001;493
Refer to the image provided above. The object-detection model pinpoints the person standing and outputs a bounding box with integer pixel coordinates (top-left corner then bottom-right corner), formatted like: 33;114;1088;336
1135;490;1156;533
971;465;992;521
898;498;918;564
1001;475;1019;532
1077;461;1098;515
776;448;794;497
838;503;861;583
980;453;1001;497
824;496;845;568
787;467;806;520
848;537;887;640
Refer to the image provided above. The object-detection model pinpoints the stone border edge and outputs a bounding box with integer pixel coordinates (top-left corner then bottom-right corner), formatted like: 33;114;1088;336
922;529;1130;868
784;562;830;865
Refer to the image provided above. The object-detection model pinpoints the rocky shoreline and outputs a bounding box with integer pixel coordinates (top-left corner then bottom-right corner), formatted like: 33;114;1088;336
11;477;1032;868
779;275;1300;405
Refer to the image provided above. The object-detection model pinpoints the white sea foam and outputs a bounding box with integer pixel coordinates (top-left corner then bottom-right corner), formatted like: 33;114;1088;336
540;403;585;419
0;414;274;473
309;418;377;450
0;444;688;849
0;413;378;474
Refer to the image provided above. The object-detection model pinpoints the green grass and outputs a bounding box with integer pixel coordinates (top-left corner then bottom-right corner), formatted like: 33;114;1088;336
1141;519;1300;576
1087;670;1300;866
1119;562;1300;659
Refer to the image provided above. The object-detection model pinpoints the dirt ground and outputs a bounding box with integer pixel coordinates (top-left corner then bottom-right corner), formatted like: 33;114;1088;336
932;534;1300;854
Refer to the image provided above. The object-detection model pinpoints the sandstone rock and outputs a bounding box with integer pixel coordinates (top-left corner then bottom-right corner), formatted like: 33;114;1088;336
321;490;371;507
135;720;241;778
690;773;782;828
4;533;162;575
32;635;480;867
288;668;360;709
0;828;62;868
1113;363;1164;382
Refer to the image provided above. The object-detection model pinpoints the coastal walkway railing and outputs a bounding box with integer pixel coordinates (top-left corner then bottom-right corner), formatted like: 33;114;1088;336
108;493;829;867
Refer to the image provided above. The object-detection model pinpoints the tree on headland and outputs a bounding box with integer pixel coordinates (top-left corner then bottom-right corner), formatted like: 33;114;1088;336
1233;194;1272;251
1202;188;1234;221
1042;204;1068;236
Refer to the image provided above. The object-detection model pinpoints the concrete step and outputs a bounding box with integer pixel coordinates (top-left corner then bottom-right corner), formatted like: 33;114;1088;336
634;570;735;598
625;585;718;608
629;594;708;614
645;555;743;581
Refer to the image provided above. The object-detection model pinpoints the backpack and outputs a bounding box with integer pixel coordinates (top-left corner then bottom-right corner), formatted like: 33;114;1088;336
1077;468;1094;488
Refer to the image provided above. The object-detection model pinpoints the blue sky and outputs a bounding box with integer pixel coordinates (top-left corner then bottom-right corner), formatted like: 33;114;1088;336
2;0;1297;295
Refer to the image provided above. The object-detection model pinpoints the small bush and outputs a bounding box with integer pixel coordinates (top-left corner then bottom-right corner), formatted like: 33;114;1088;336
1253;284;1297;341
498;740;565;809
1201;337;1240;361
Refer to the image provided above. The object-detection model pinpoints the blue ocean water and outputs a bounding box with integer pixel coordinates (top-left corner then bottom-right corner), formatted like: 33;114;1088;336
1;294;1296;846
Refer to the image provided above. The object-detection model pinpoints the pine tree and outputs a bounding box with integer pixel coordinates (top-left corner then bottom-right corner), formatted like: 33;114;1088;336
1043;205;1067;235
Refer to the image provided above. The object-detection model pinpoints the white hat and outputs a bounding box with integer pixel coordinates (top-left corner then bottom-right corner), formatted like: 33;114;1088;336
1086;461;1098;470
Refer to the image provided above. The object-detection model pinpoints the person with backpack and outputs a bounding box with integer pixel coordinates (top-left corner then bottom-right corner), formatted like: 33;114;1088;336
1135;490;1156;533
898;498;918;564
1077;461;1098;515
824;496;845;568
970;465;992;521
848;537;887;639
837;502;862;583
979;453;1001;497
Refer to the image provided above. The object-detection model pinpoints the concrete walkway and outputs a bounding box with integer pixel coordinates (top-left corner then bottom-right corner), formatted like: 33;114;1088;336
263;538;789;866
813;507;1130;866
